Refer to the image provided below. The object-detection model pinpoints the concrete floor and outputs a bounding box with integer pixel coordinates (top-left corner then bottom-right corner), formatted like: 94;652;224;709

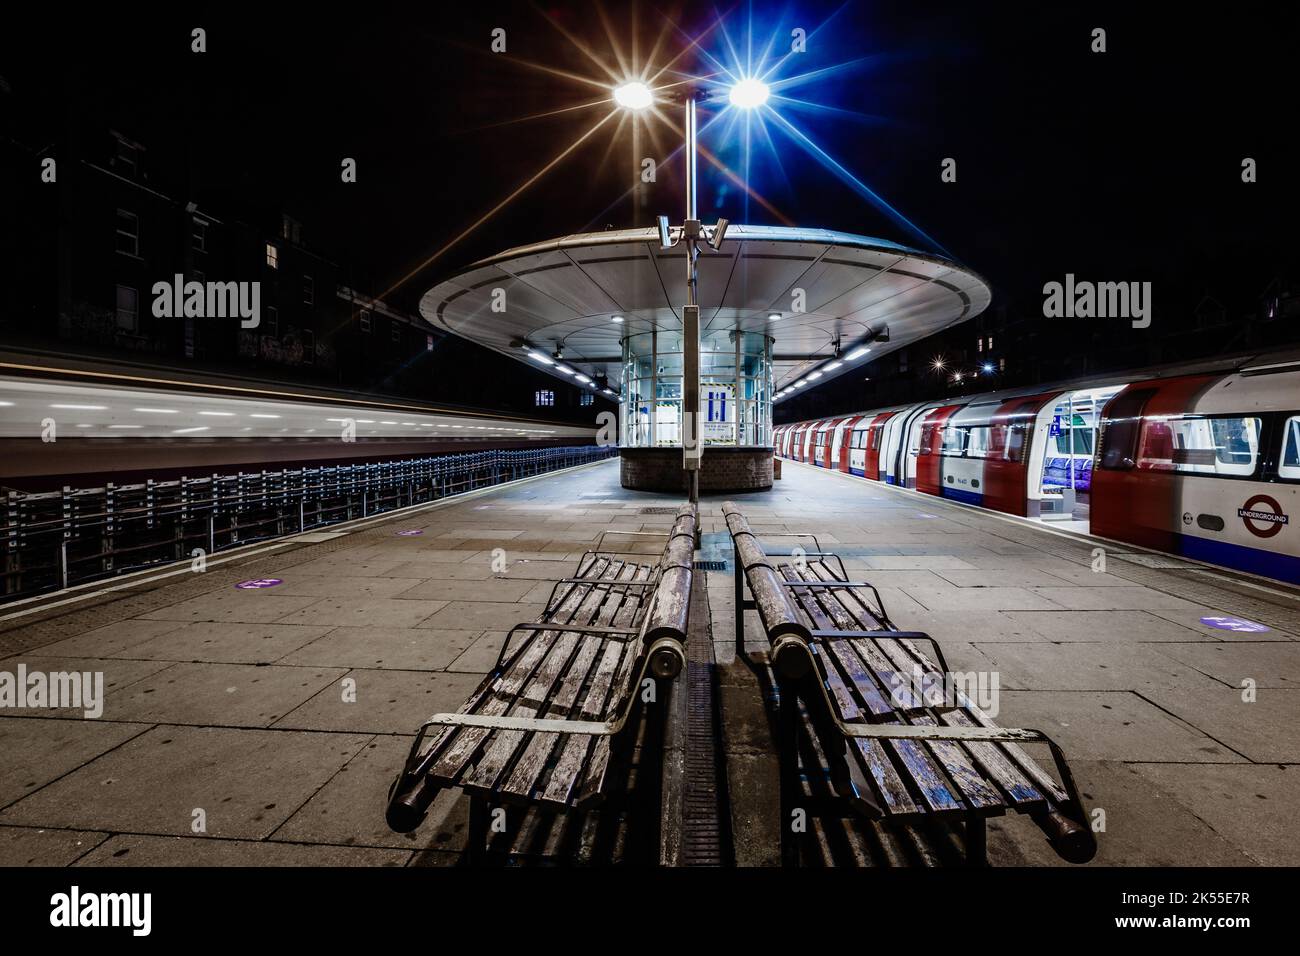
1;457;1298;866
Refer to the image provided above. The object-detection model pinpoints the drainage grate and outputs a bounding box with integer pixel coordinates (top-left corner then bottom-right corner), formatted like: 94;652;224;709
640;507;678;515
693;560;726;571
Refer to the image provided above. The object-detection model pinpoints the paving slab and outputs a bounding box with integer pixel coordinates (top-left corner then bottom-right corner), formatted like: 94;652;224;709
18;619;186;659
0;725;372;839
76;834;410;866
445;632;507;674
0;826;110;866
391;577;538;603
1130;763;1300;865
1001;610;1215;643
987;761;1254;867
992;690;1242;762
138;589;321;624
1140;687;1300;763
0;717;151;806
1156;642;1300;688
273;596;449;629
273;734;468;851
417;601;548;631
974;642;1228;694
273;668;483;734
277;627;481;671
110;621;334;664
105;663;347;727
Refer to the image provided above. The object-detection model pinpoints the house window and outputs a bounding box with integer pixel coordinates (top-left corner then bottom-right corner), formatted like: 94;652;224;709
115;209;139;256
302;275;314;305
192;218;207;253
114;139;138;177
265;243;279;269
580;392;594;406
535;390;555;407
999;357;1006;371
115;285;138;331
988;335;994;350
359;309;371;332
301;329;315;365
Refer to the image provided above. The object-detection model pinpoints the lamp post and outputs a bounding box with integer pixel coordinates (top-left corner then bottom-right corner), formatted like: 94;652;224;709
613;77;767;503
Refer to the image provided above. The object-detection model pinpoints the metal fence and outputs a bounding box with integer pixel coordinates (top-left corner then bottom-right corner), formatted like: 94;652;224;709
2;444;617;602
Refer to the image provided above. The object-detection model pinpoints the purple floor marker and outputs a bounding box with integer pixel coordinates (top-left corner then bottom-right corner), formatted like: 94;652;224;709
235;578;282;590
395;529;424;537
1200;615;1270;633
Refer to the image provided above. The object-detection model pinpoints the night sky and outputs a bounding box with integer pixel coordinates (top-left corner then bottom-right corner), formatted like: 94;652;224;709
5;1;1297;406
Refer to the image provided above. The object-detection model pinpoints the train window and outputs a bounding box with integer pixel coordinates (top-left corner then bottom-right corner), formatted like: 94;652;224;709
1278;416;1300;479
1004;422;1029;463
851;430;867;450
870;427;882;451
1137;416;1261;476
941;426;967;456
967;426;992;459
918;424;935;456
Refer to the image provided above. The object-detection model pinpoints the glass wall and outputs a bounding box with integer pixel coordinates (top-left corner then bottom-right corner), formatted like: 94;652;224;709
621;328;773;448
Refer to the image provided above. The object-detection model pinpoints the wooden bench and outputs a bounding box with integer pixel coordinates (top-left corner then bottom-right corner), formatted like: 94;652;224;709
722;502;1097;867
386;505;697;860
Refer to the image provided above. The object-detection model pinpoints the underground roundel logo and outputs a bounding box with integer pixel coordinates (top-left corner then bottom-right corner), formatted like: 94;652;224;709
1237;495;1288;539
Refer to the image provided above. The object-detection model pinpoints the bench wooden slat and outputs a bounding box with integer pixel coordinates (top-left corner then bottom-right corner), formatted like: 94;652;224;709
460;561;642;794
429;559;620;783
540;642;628;806
497;563;653;802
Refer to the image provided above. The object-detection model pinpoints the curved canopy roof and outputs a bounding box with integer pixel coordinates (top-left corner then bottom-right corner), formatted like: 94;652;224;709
419;225;992;399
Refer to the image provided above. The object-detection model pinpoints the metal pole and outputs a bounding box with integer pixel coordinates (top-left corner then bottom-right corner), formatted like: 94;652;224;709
683;95;701;504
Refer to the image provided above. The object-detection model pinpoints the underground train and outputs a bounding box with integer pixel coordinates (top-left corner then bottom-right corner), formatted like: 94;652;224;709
773;352;1300;585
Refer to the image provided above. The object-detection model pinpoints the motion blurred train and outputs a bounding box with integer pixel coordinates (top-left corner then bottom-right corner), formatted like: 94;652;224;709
774;352;1300;585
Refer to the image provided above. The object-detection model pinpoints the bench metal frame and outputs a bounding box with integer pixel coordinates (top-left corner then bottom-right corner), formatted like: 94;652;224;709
729;527;1096;867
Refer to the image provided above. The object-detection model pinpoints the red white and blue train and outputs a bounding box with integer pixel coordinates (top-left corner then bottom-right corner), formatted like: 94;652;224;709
773;352;1300;585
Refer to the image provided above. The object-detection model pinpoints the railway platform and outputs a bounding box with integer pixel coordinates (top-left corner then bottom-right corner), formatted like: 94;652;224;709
1;457;1297;866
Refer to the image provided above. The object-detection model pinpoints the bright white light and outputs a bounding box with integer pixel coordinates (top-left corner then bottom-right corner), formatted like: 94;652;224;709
249;413;281;419
575;374;592;384
825;361;843;371
528;350;553;365
767;313;781;322
611;315;624;323
613;81;653;110
808;371;823;380
555;365;575;375
729;78;770;109
847;347;871;360
51;404;106;410
198;411;235;417
108;424;142;429
0;401;13;407
134;407;178;414
172;426;209;435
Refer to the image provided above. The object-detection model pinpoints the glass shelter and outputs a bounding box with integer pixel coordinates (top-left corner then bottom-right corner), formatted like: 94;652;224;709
620;328;774;448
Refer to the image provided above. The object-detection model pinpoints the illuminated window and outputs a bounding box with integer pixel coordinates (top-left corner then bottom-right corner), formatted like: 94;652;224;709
1280;416;1300;480
265;243;279;269
359;309;371;332
580;392;594;406
535;389;555;407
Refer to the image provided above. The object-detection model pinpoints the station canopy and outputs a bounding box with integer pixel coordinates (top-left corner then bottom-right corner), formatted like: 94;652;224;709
420;225;992;398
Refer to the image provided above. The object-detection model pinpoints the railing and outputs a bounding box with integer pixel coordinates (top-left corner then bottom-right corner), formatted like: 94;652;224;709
1;444;617;602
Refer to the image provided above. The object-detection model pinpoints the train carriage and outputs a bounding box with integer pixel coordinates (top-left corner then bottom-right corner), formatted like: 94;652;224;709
773;352;1300;585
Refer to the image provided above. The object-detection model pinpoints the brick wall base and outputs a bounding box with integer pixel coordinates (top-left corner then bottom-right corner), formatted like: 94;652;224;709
620;446;773;493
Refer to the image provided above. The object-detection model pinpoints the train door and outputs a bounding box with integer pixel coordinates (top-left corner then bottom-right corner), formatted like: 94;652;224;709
832;417;859;472
981;394;1055;517
862;412;894;479
1092;375;1219;550
1034;385;1125;520
914;405;962;496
